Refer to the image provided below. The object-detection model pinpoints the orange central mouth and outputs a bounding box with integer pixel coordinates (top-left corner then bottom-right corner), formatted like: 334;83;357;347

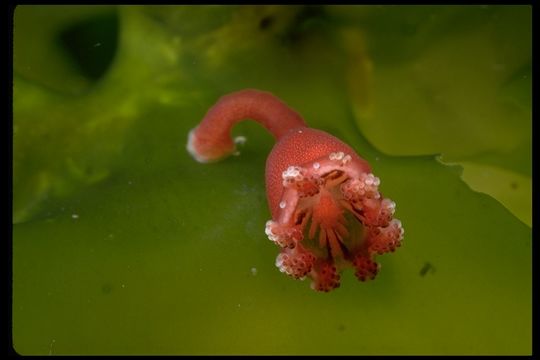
296;178;354;261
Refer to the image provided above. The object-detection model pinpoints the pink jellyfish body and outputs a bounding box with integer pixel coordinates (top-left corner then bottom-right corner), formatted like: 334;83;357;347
187;89;403;292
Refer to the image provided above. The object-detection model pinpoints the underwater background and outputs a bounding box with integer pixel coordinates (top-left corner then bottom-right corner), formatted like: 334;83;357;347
12;5;531;355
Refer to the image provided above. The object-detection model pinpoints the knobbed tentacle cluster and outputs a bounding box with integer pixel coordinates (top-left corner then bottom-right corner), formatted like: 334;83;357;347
264;137;404;292
187;89;404;292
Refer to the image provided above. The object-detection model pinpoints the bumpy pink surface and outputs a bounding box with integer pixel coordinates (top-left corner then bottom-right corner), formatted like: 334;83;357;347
265;127;371;218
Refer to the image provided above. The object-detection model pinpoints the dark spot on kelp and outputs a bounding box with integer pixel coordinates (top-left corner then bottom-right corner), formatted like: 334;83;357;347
510;182;518;189
259;16;274;30
337;324;346;332
279;6;327;46
58;12;119;80
419;262;436;277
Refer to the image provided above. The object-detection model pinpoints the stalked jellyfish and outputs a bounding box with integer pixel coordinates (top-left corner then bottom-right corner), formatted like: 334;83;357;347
187;89;403;292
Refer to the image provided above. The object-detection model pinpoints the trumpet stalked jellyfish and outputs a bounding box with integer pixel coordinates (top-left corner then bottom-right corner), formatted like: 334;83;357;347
187;89;403;292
